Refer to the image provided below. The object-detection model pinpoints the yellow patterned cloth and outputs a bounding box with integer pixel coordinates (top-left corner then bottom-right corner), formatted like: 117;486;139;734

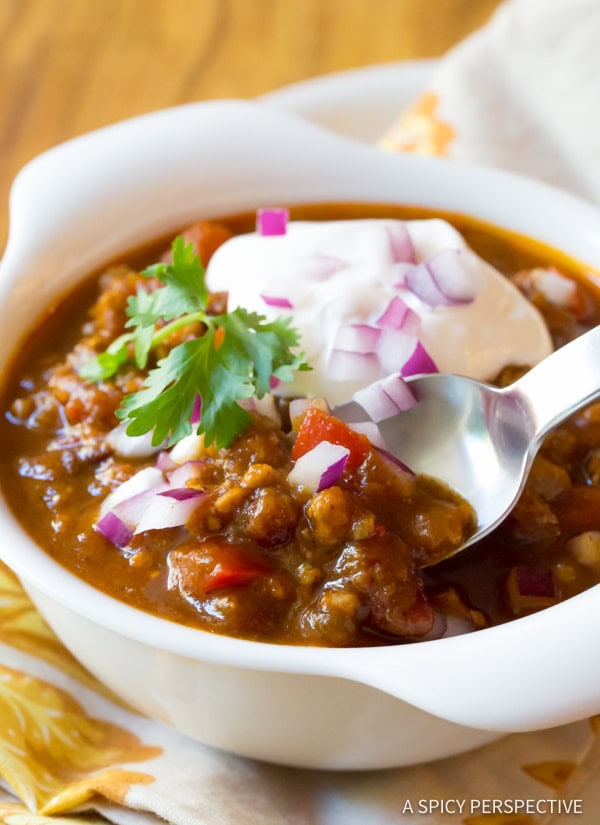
1;560;600;825
3;0;600;822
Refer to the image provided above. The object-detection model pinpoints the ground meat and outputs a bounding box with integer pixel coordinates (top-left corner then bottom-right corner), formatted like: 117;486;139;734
299;535;433;645
305;486;353;546
235;486;299;547
167;539;295;637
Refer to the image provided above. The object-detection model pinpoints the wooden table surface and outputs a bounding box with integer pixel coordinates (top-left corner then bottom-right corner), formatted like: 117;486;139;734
0;0;502;253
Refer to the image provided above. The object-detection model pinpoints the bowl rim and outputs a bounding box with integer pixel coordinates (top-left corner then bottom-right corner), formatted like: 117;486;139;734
2;99;600;728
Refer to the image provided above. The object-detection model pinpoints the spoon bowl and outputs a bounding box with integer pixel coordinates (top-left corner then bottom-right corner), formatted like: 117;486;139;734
336;323;600;555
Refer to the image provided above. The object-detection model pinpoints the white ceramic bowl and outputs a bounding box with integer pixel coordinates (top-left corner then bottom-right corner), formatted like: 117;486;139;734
2;100;600;770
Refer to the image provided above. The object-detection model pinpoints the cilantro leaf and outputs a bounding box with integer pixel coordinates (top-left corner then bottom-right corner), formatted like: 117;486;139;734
216;309;307;397
139;235;208;315
79;332;132;382
118;328;254;449
83;234;311;448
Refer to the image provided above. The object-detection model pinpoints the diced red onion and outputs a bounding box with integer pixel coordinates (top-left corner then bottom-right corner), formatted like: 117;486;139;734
419;611;448;641
236;393;281;425
191;393;202;426
261;294;293;309
169;433;207;464
353;373;417;422
256;207;289;236
96;511;133;549
168;461;206;488
111;483;170;530
387;223;416;264
287;441;350;494
376;296;419;334
376;328;419;375
334;324;382;354
327;349;380;382
405;250;477;307
156;451;178;472
134;493;206;534
105;422;163;458
514;567;556;598
270;375;281;390
442;615;477;637
347;421;386;450
100;467;166;517
289;397;330;431
159;488;207;502
401;341;439;377
253;393;282;426
418;608;478;640
381;261;418;289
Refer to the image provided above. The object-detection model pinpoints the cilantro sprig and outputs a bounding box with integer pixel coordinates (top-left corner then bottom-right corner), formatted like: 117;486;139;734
81;237;310;449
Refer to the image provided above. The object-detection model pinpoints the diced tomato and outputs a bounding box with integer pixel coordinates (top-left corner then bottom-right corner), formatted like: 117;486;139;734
161;220;233;266
204;542;267;593
292;408;371;471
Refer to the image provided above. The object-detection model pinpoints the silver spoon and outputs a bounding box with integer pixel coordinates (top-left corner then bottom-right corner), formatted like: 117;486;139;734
334;324;600;557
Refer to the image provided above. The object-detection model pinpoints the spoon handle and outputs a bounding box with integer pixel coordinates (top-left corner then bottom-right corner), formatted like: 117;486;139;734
512;323;600;443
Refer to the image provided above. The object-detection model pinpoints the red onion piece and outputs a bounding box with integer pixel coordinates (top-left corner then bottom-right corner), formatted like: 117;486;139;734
168;461;206;488
105;422;163;458
156;451;178;472
381;261;418;289
405;250;477;307
112;483;170;530
261;294;293;309
334;324;382;354
380;373;417;410
100;466;165;517
401;341;439;377
376;328;419;375
317;455;349;492
159;487;207;502
287;441;350;494
353;373;417;422
237;397;255;412
327;349;380;382
253;393;281;425
419;611;448;641
376;296;419;334
514;567;555;598
134;493;206;534
270;375;281;390
191;393;202;426
387;223;416;263
256;207;289;236
444;615;477;637
506;566;558;612
96;511;133;549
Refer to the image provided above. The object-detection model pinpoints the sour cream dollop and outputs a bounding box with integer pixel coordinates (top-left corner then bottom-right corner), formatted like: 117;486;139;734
206;219;553;405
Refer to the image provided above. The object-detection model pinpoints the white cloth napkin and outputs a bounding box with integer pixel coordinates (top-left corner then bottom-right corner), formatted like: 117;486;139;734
382;0;600;204
3;1;600;823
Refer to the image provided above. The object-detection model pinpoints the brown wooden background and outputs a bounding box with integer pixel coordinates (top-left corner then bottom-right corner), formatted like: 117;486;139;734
0;0;502;253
